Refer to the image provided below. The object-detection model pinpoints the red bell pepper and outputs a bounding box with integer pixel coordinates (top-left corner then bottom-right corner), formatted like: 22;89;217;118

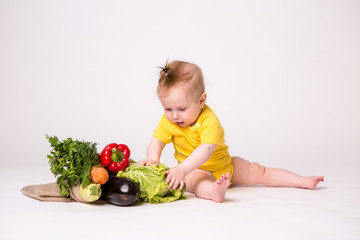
100;143;130;174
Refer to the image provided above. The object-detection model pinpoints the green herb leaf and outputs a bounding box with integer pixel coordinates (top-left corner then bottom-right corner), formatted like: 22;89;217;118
46;135;100;197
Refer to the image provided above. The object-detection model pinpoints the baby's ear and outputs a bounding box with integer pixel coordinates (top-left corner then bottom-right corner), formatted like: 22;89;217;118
200;92;207;108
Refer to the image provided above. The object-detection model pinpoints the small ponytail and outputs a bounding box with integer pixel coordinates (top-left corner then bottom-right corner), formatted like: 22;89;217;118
159;60;170;77
157;60;204;97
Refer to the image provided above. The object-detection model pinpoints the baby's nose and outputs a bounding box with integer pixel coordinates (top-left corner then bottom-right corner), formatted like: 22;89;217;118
173;112;179;119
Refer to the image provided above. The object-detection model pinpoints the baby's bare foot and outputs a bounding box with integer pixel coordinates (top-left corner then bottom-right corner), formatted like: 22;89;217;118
300;176;324;189
212;172;231;203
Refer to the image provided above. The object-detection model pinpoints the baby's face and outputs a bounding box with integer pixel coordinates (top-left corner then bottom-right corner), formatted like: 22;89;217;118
158;83;205;128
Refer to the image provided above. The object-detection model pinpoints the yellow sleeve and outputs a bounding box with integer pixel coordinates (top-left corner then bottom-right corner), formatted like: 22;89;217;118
153;114;173;144
200;113;226;147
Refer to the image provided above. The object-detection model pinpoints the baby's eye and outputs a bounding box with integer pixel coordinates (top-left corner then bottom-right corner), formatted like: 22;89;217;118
179;108;186;111
165;108;172;112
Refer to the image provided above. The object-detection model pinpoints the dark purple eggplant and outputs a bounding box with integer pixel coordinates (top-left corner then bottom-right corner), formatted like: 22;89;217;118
102;177;140;206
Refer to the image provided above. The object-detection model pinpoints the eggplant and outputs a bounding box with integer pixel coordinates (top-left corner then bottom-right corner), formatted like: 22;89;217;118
102;177;140;206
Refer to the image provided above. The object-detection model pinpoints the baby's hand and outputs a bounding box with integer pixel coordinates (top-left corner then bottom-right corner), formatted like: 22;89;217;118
165;165;186;191
137;159;159;167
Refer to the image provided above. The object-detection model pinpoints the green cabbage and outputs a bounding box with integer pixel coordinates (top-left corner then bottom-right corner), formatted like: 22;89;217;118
117;164;186;203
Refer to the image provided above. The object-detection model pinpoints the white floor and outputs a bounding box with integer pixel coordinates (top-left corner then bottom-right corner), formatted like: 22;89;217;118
3;162;360;240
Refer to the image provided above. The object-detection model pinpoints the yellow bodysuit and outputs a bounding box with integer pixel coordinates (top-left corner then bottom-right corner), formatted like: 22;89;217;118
153;105;233;180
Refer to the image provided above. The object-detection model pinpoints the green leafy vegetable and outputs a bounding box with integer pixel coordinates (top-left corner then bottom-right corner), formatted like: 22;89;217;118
46;135;100;197
117;164;186;203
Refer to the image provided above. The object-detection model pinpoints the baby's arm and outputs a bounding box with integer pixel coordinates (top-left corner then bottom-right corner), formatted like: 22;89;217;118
137;136;165;167
166;143;216;190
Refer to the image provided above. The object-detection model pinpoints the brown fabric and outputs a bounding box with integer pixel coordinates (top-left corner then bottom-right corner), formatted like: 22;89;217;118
68;183;88;203
21;182;87;203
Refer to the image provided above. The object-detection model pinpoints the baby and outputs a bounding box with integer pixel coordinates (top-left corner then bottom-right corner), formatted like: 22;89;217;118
138;60;324;203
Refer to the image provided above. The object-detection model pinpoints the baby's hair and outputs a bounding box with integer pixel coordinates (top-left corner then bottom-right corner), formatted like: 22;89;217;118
157;60;205;98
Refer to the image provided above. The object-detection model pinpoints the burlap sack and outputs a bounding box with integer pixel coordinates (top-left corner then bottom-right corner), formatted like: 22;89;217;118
21;182;87;203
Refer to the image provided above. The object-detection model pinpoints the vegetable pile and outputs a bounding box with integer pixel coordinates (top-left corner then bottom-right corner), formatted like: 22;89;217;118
46;135;186;205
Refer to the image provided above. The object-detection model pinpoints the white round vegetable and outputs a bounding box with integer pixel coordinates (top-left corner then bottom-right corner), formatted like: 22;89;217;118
78;183;102;202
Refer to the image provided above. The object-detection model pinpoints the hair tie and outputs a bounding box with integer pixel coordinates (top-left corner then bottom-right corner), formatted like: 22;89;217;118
162;68;168;77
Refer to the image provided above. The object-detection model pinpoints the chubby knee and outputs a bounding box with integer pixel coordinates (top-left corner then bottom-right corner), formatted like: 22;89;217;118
185;169;214;193
249;162;265;173
248;162;266;184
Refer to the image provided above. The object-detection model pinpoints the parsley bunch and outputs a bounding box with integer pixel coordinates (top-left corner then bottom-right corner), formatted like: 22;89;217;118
46;135;100;197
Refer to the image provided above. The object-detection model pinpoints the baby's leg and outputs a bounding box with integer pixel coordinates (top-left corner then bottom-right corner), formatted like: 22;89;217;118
231;157;324;189
185;169;231;203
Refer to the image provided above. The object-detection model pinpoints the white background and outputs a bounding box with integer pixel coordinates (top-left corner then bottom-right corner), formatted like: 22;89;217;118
1;0;360;239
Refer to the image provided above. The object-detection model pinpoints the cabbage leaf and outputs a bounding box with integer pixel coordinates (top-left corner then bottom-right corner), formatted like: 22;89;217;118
117;164;186;203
